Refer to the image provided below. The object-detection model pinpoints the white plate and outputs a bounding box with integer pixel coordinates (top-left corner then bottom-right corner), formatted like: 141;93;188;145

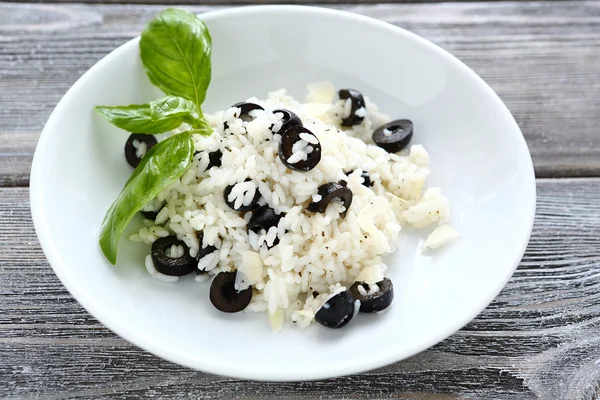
30;6;536;381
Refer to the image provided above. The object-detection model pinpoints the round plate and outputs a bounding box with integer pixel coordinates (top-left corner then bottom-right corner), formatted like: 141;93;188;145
30;6;536;381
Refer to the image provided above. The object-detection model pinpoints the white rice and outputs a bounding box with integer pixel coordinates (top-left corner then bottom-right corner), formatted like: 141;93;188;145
131;83;454;330
132;139;148;158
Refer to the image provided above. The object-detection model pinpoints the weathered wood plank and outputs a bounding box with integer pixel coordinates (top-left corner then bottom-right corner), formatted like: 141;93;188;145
1;1;600;186
2;178;600;398
3;0;552;4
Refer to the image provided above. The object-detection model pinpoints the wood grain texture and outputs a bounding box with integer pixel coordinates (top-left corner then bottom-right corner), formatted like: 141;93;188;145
2;178;600;399
3;0;554;4
1;1;600;187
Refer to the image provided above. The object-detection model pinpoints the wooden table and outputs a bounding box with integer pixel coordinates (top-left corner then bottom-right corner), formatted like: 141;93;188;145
1;1;599;398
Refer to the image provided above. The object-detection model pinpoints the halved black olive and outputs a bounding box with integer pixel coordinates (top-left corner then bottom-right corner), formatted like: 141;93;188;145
151;237;196;276
196;244;218;274
210;271;252;313
346;170;373;188
248;206;285;248
278;126;322;171
223;179;262;212
338;89;366;127
372;119;413;153
315;290;355;328
272;108;302;135
124;133;157;168
349;278;394;313
307;182;353;218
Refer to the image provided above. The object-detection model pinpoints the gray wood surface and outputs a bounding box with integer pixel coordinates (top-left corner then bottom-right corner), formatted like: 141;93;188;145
1;1;600;186
2;1;600;398
2;179;600;399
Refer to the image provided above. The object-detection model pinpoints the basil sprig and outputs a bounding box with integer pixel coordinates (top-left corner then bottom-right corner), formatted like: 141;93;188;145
95;96;203;134
97;8;212;264
140;8;212;109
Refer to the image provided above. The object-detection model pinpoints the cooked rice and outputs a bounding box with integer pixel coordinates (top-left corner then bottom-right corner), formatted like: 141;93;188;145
130;83;453;330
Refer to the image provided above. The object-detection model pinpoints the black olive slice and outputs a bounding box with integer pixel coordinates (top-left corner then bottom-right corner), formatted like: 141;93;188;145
338;89;366;127
124;133;157;168
151;237;196;276
140;210;160;220
208;150;223;169
194;149;223;169
372;119;413;153
349;278;394;313
223;102;265;132
272;108;302;135
248;206;285;249
210;271;252;313
248;206;284;234
278;126;321;171
233;102;264;122
307;182;353;218
315;290;355;328
346;170;373;188
196;244;218;274
140;199;164;221
223;179;262;212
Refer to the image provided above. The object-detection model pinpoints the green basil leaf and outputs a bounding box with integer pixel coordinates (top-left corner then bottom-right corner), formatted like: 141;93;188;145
149;95;209;130
150;95;199;121
94;104;182;134
99;132;194;264
95;95;209;134
140;8;212;109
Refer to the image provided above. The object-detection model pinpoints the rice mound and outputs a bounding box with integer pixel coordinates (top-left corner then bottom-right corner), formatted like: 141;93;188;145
130;82;451;331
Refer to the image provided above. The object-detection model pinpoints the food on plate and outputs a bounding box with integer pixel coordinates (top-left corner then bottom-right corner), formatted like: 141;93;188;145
210;271;253;313
337;88;366;127
314;289;356;329
349;278;394;313
278;125;322;171
151;236;196;276
372;119;414;153
93;8;456;331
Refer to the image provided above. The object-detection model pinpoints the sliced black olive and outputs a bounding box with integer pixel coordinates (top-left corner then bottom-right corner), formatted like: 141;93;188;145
338;89;366;127
372;119;413;153
307;182;353;218
223;102;265;132
196;244;218;274
124;133;157;168
272;108;302;135
208;150;223;169
210;271;252;313
279;126;322;171
151;237;196;276
140;210;160;220
346;170;373;188
194;149;223;169
223;179;262;212
349;278;394;313
233;102;264;121
248;206;284;234
140;199;164;221
248;206;285;248
315;290;355;329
